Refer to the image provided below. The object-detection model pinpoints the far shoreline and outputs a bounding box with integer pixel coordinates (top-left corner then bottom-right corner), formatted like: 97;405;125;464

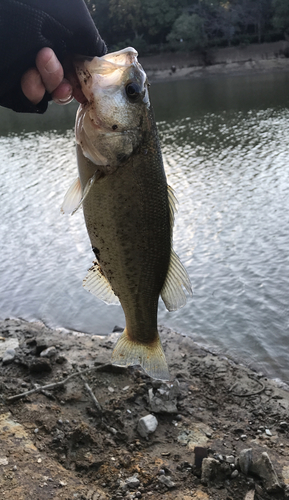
140;40;289;83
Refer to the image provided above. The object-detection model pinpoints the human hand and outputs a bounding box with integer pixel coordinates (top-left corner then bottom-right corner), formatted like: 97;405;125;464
21;47;86;106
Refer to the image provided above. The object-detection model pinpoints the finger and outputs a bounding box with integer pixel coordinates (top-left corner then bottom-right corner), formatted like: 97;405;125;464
62;59;87;104
35;47;64;94
52;79;73;105
21;68;46;104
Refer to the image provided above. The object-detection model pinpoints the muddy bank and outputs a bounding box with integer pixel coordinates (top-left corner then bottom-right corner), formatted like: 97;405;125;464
140;40;289;82
1;318;289;499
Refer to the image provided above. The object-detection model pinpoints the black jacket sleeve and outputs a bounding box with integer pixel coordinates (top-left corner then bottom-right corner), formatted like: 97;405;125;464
0;0;107;113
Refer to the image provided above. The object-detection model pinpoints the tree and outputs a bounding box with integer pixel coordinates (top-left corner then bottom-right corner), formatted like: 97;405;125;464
167;12;207;50
85;0;112;42
142;0;183;43
272;0;289;39
108;0;144;39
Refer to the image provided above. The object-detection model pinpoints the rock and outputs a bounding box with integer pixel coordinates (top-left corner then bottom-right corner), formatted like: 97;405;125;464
125;474;140;490
244;491;255;500
0;338;19;359
148;379;179;413
178;423;212;450
35;339;48;355
250;452;282;493
40;346;57;358
29;359;52;373
137;414;158;438
112;325;123;333
239;448;252;475
158;475;176;488
56;355;67;364
225;455;235;464
201;458;222;485
279;421;288;429
194;447;208;468
265;429;272;436
2;348;16;365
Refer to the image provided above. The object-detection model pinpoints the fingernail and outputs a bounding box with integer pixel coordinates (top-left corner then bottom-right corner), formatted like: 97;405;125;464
45;54;59;74
54;94;74;105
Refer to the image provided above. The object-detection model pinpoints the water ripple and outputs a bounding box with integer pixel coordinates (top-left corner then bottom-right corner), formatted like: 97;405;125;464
0;78;289;381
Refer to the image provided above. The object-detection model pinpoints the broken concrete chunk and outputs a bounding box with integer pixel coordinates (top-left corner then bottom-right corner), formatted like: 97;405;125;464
201;458;222;485
35;339;49;355
239;448;252;475
148;379;180;413
158;475;176;488
125;474;140;490
194;446;208;468
250;452;281;493
2;348;16;365
40;346;57;358
137;414;158;438
244;490;255;500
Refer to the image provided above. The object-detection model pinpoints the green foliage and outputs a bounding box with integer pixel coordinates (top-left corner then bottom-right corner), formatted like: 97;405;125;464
109;0;143;38
272;0;289;36
142;0;182;40
167;13;207;50
84;0;289;54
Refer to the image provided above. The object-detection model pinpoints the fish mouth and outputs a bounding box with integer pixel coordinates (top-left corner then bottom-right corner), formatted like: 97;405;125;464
74;48;148;104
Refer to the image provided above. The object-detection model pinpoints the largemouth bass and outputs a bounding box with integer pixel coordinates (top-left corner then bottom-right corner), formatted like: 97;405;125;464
62;47;192;380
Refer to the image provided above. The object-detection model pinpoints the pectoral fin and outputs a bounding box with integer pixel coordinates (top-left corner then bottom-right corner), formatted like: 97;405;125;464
61;172;99;215
61;178;82;214
83;262;120;305
161;249;192;311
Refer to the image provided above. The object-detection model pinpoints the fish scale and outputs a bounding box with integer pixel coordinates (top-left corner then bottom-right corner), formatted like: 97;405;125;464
62;47;192;380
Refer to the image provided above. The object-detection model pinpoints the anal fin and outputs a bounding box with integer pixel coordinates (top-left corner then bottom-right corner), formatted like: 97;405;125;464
83;262;120;305
161;249;192;311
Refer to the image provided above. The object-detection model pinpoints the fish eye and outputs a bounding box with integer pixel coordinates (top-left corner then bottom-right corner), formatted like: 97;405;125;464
125;82;141;101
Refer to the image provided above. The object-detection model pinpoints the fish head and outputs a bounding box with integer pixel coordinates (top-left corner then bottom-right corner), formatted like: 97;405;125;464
75;47;150;173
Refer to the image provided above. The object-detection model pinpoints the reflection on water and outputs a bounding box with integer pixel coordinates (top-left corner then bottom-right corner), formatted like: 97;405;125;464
0;72;289;382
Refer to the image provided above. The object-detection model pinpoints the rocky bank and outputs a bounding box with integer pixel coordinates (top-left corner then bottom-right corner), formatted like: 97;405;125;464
140;40;289;82
0;318;289;499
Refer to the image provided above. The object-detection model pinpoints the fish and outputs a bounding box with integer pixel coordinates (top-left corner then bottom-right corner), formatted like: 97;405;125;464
61;47;192;380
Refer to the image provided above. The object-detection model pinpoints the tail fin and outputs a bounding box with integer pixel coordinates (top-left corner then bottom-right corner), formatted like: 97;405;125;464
111;328;170;381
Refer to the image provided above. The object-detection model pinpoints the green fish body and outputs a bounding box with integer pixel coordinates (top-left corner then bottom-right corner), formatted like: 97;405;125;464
62;48;191;380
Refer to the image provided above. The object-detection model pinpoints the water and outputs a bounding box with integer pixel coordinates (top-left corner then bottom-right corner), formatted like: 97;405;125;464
1;71;289;382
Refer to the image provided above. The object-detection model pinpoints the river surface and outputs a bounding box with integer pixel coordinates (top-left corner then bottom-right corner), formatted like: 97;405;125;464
1;71;289;382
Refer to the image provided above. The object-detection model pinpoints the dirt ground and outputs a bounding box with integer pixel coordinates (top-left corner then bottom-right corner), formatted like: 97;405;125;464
1;318;289;500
